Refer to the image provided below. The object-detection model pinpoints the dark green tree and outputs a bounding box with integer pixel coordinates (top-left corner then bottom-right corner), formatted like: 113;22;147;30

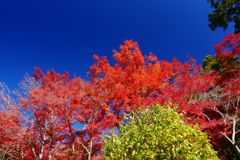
202;55;221;73
207;0;240;33
202;54;239;75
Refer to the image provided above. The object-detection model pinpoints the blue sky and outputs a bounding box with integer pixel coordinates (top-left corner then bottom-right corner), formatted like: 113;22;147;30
0;0;234;90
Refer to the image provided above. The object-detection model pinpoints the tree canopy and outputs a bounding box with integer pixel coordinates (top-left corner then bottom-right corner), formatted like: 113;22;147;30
207;0;240;33
103;104;219;160
0;33;240;159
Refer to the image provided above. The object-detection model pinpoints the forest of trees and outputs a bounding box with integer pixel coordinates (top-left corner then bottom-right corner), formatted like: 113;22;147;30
0;34;239;159
0;0;240;159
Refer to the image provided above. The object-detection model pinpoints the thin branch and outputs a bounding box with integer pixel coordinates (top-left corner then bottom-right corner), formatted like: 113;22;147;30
0;148;19;159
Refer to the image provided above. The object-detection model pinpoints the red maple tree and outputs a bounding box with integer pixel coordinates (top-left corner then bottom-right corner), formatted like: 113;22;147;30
1;35;239;159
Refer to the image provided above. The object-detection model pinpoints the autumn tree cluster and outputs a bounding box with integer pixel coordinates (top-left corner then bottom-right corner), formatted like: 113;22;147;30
0;33;239;159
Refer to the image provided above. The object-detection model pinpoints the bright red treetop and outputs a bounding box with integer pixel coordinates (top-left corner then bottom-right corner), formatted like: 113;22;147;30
1;38;235;159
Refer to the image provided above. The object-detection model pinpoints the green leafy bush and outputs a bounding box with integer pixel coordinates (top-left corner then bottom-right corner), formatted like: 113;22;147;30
103;104;219;160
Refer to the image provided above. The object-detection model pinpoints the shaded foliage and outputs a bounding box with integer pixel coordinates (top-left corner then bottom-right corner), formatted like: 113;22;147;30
207;0;240;33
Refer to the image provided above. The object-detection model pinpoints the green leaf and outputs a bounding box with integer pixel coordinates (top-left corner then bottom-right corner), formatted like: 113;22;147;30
132;150;135;156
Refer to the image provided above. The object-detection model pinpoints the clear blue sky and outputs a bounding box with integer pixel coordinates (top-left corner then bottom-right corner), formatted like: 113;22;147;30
0;0;234;90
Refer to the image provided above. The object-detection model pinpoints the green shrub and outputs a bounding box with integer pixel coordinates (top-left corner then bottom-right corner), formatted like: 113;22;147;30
103;104;219;160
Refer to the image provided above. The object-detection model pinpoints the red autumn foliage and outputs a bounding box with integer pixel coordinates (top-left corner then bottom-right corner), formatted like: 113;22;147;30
210;33;240;156
0;35;239;159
